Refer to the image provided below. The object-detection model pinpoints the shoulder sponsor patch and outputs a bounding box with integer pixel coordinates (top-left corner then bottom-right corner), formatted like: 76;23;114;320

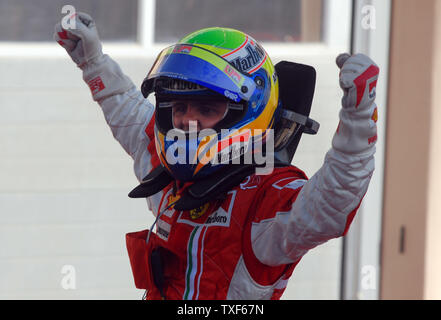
156;219;171;241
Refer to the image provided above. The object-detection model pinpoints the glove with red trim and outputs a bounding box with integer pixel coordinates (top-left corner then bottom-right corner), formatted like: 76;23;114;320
54;12;134;101
332;53;379;155
53;12;102;68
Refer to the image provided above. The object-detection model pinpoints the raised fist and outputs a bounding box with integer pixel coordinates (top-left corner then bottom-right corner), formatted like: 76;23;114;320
54;12;103;68
332;53;379;155
336;53;379;110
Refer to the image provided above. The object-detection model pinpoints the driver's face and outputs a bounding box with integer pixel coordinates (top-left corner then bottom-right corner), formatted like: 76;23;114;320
171;99;228;131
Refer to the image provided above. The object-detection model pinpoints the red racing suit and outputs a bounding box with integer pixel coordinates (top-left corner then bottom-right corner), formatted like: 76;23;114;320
82;53;378;300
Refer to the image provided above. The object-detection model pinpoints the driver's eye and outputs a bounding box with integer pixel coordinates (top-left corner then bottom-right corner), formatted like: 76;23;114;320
172;103;187;114
198;107;215;116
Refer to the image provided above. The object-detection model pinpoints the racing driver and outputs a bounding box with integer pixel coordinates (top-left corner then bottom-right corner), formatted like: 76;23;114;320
54;13;379;300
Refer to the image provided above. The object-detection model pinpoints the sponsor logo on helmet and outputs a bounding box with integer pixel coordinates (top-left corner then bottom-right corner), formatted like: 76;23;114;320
223;65;243;84
173;44;193;54
217;143;248;164
216;129;251;164
164;124;275;175
161;79;208;92
225;38;267;74
224;89;239;101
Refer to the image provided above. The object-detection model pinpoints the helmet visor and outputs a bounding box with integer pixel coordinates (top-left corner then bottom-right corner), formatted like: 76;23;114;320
142;44;256;102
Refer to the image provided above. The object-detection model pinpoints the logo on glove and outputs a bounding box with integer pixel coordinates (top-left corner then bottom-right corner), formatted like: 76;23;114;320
354;65;379;108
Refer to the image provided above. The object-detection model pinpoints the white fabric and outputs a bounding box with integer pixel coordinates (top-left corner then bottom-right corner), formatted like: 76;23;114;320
226;256;278;300
54;12;134;101
251;53;378;265
53;12;102;68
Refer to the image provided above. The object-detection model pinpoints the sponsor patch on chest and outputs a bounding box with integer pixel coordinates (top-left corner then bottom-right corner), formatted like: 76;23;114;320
189;202;210;220
177;190;237;227
157;219;171;241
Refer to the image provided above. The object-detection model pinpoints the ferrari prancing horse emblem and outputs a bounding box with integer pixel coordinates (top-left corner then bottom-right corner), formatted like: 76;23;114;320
190;203;210;220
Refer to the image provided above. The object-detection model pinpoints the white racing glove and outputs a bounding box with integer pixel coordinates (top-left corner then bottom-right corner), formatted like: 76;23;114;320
54;12;134;101
332;53;379;156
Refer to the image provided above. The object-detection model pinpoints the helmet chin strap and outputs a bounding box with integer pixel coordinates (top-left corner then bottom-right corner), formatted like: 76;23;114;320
128;161;291;211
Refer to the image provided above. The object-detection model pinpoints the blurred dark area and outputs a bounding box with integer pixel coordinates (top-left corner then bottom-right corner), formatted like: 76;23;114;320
155;0;302;42
0;0;138;41
0;0;322;43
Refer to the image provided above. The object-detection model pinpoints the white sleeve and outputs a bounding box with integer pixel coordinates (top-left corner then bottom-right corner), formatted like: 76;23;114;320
98;87;155;182
81;54;155;182
251;54;379;266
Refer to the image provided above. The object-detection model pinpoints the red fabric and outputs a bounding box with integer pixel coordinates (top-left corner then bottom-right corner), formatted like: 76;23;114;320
125;229;153;290
270;261;300;300
125;166;361;300
342;195;365;236
57;30;68;40
354;65;379;108
242;167;307;286
87;76;105;95
125;167;310;299
144;115;160;169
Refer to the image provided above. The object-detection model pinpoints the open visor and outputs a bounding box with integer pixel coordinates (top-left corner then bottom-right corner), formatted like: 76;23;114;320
141;44;257;103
